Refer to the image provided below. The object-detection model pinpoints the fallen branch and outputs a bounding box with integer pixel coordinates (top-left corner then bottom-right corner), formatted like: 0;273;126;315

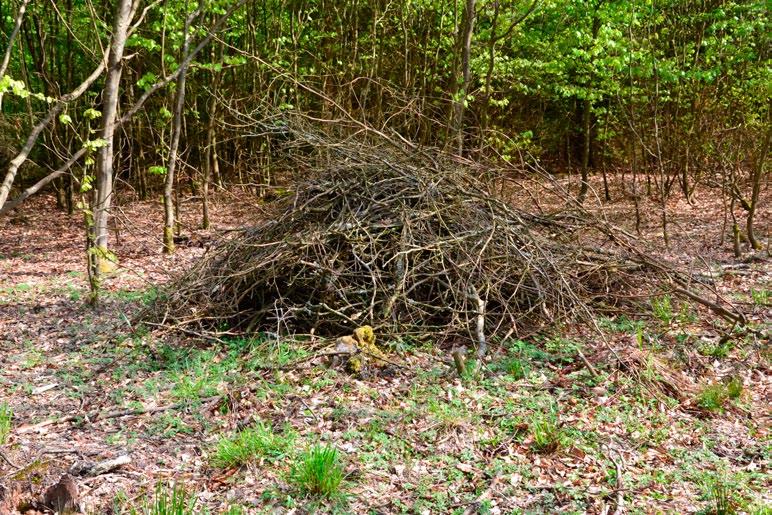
604;445;626;515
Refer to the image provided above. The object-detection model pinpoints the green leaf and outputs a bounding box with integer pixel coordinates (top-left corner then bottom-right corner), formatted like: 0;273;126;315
83;108;102;120
82;138;108;152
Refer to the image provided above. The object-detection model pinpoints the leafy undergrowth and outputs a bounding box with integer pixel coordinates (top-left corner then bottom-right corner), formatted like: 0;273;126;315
0;191;770;514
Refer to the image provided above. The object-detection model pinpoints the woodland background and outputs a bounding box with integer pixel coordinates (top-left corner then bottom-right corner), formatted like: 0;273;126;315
0;0;768;260
0;0;769;513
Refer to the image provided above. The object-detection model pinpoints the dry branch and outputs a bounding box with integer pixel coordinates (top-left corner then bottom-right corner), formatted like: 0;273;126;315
151;126;644;344
149;123;752;347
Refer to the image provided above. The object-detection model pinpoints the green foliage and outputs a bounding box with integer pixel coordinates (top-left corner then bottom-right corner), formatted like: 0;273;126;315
427;397;469;431
750;289;769;306
211;423;293;468
0;402;12;444
289;445;345;499
530;407;563;453
545;337;582;363
83;108;102;120
239;338;309;371
699;339;733;359
506;339;550;363
725;377;743;400
697;379;742;411
599;316;644;333
702;475;738;515
82;138;108;152
651;295;674;325
148;414;192;438
697;384;727;411
110;286;160;306
502;357;529;380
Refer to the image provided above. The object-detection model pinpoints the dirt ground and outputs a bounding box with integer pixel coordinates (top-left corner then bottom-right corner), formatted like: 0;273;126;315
0;179;769;514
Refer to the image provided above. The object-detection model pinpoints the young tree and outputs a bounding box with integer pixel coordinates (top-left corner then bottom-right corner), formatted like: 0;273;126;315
90;0;135;294
163;5;200;254
0;0;31;110
450;0;476;154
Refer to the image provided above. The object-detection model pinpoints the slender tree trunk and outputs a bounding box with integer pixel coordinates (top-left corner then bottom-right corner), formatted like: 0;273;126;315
163;7;197;254
578;97;592;203
202;53;221;229
92;0;133;288
746;117;770;251
0;0;31;110
451;0;475;154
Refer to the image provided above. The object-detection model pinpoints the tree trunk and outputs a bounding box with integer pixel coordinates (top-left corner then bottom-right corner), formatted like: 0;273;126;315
92;0;133;285
746;118;770;251
202;79;219;229
578;97;592;203
451;0;475;154
163;7;197;254
0;0;31;110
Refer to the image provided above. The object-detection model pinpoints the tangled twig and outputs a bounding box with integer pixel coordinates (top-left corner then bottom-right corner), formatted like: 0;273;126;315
149;124;750;347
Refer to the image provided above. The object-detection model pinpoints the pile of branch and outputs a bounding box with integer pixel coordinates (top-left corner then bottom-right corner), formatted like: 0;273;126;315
152;129;746;346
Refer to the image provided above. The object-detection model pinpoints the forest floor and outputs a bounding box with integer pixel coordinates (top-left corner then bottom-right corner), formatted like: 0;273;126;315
0;180;769;514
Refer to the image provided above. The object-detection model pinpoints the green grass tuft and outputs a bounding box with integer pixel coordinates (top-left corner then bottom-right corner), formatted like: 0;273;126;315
211;423;292;468
696;379;743;411
750;288;769;306
703;475;738;515
651;295;673;325
502;357;529;380
697;384;727;411
290;444;345;498
129;482;198;515
0;402;12;444
531;408;563;453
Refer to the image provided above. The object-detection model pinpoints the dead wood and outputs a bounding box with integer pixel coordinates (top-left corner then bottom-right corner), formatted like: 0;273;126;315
149;126;752;348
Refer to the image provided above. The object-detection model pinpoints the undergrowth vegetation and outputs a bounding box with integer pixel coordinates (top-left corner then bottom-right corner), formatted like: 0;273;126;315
0;271;768;513
211;424;294;469
0;402;12;444
289;445;346;499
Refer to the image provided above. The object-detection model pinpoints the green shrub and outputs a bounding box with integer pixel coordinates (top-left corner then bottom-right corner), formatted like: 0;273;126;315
290;445;345;498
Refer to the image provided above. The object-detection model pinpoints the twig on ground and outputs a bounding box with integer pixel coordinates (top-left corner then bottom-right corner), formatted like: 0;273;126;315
0;449;20;470
604;445;626;515
16;396;222;434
